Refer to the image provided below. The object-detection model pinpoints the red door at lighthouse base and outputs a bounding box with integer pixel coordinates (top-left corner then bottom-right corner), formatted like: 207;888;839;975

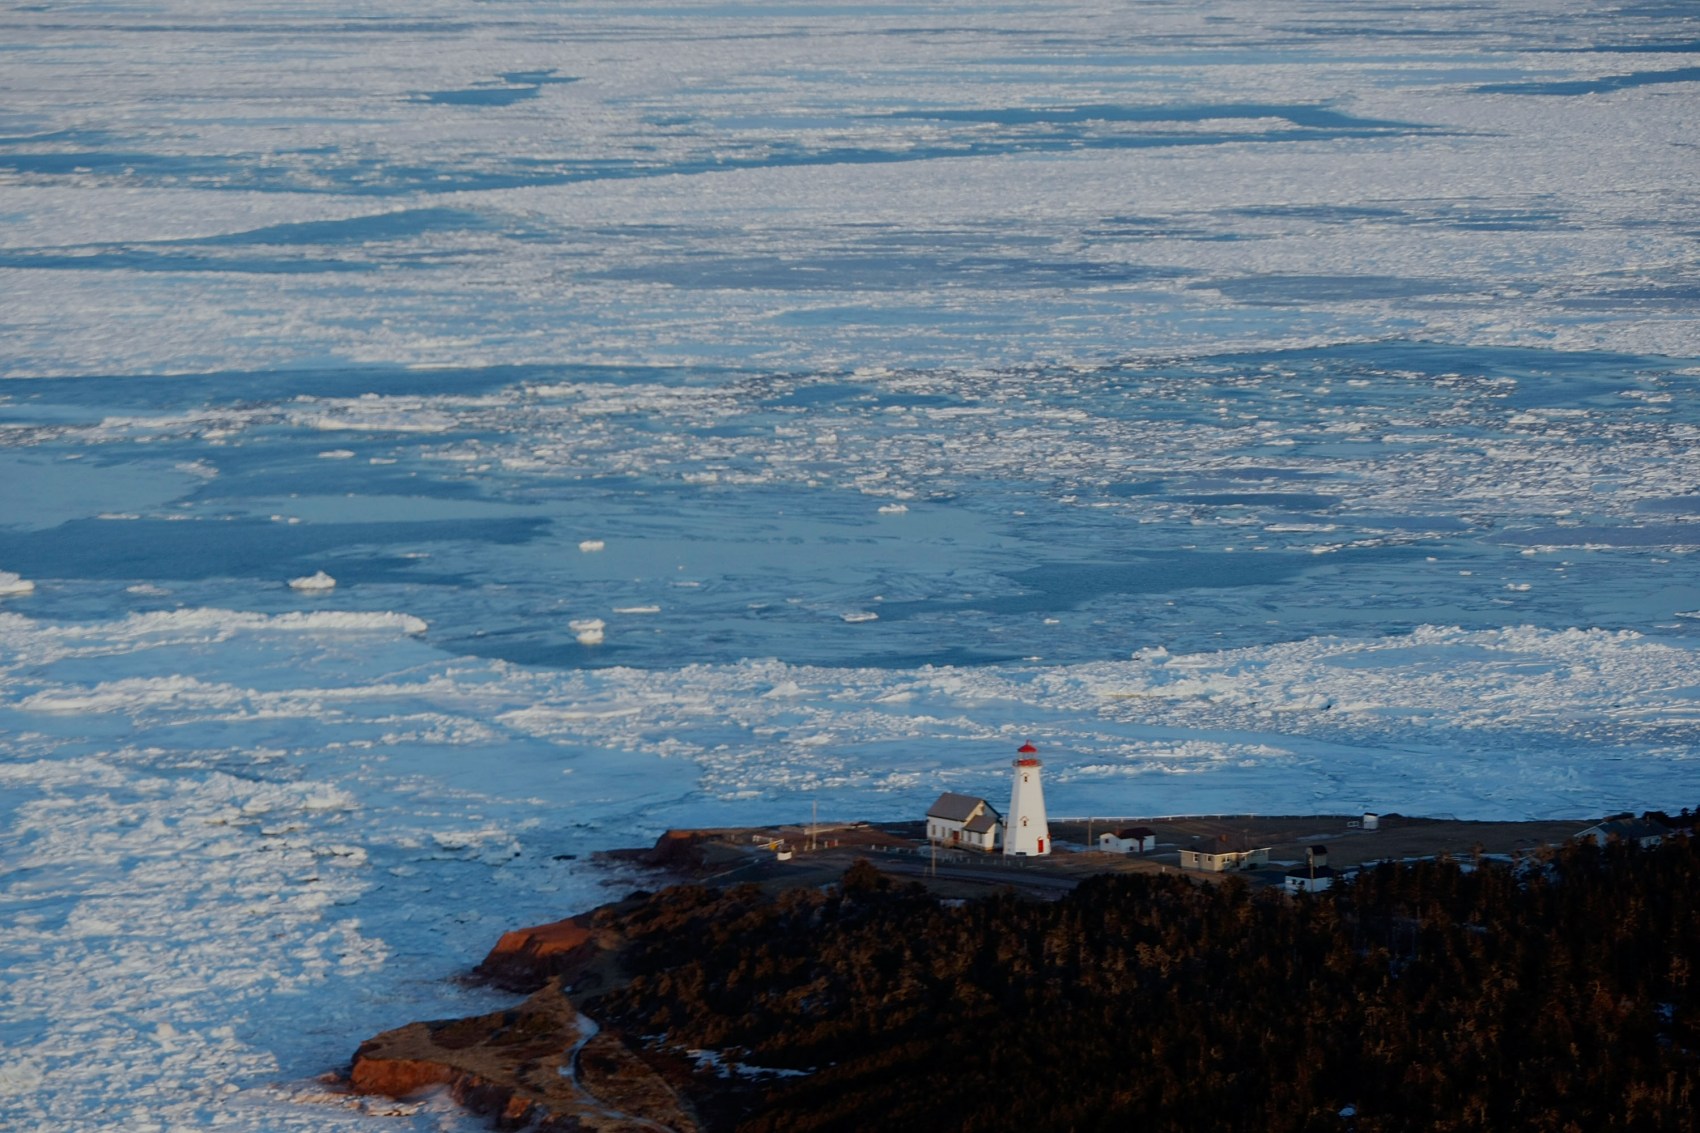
1037;838;1044;854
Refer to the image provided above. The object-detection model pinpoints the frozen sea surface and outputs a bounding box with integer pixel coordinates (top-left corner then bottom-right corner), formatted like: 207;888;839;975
2;1;1699;1129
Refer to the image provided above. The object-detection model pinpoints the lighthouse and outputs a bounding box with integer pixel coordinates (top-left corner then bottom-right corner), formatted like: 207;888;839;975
1004;742;1051;856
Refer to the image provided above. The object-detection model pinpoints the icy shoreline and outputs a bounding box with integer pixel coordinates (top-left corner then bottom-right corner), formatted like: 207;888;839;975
1;611;1695;1128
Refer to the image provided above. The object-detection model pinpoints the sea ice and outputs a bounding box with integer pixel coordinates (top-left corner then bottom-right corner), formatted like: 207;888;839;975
2;1;1699;1129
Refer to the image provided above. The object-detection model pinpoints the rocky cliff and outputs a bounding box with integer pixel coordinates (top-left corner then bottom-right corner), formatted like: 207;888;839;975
348;978;697;1132
472;912;613;992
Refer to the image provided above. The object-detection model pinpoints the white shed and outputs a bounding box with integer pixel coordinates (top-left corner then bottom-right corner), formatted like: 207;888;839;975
1284;865;1337;893
1098;826;1158;854
1284;845;1335;893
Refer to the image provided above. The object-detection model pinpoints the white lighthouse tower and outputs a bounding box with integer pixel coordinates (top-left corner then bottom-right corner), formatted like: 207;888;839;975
1004;742;1051;856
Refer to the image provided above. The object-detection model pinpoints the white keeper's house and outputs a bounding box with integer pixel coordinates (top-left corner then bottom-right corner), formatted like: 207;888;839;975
1179;841;1271;872
926;792;1003;852
1574;818;1668;848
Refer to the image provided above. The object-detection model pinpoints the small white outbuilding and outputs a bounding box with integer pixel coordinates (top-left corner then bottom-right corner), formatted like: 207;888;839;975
1284;845;1337;893
1098;826;1158;854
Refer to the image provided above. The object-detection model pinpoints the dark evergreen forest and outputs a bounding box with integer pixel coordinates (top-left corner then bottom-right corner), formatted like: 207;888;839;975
591;832;1699;1132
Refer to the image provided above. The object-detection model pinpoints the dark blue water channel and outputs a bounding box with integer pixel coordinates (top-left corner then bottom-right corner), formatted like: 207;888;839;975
3;342;1698;670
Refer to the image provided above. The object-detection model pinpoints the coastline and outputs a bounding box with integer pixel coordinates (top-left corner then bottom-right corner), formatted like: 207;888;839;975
342;809;1619;1130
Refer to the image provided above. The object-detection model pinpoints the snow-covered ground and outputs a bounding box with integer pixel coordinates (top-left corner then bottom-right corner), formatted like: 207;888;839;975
2;1;1698;1128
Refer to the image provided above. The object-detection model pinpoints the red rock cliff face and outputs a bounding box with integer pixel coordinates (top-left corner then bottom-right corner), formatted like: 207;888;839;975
476;830;724;992
347;1033;458;1096
473;914;609;991
349;1017;552;1129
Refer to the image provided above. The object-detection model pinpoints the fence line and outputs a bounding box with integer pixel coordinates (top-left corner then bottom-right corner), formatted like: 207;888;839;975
1053;813;1386;823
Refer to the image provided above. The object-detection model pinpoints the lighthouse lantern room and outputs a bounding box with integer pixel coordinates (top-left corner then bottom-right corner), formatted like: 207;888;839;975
1004;742;1051;856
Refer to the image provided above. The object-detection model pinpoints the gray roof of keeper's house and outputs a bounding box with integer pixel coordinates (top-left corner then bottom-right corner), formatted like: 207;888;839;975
927;792;988;822
1580;818;1667;841
964;810;1002;835
1187;843;1268;857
